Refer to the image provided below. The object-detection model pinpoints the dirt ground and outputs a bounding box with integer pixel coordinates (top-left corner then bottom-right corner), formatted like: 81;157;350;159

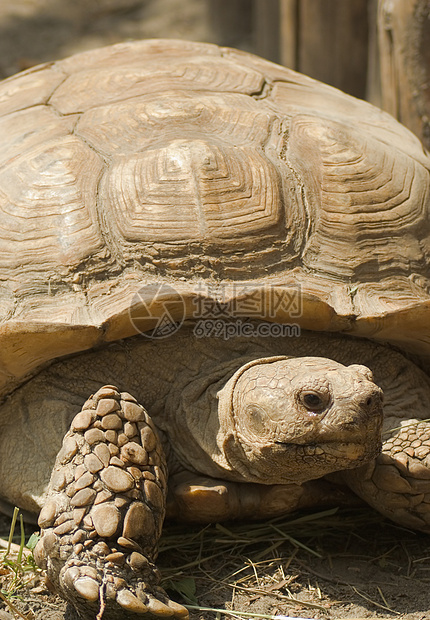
0;1;429;619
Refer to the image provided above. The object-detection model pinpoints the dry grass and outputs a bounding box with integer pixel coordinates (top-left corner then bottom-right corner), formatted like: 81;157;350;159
0;508;41;619
156;507;429;619
1;506;429;620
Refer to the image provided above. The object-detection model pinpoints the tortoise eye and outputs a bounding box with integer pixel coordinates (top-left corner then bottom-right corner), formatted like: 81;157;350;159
299;391;327;412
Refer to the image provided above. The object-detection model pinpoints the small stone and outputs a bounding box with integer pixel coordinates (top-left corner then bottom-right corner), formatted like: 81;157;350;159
113;576;127;590
97;399;120;416
415;447;429;459
110;456;125;468
51;469;67;491
73;508;87;526
74;471;95;491
117;433;129;447
101;414;123;430
120;392;137;403
84;453;103;473
128;467;143;480
142;471;156;481
128;551;149;570
141;427;157;452
93;480;103;491
121;442;148;466
108;443;119;456
74;543;84;555
54;520;75;536
66;483;77;498
105;552;126;564
124;422;138;437
71;488;97;508
123;502;155;540
74;577;100;602
94;386;120;399
144;480;164;510
72;410;95;432
92;541;110;555
74;464;87;480
72;530;86;544
94;443;111;467
38;500;57;528
95;489;113;505
83;514;94;529
116;589;148;612
101;466;134;492
84;428;105;445
63;566;80;588
91;503;121;538
118;536;142;551
55;511;73;526
122;401;144;422
115;497;129;509
105;430;118;444
59;436;78;464
81;566;98;580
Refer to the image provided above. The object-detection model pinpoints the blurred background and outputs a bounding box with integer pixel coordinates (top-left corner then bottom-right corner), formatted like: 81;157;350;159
0;0;428;148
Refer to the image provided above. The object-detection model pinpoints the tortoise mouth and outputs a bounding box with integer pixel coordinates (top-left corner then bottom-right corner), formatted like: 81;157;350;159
321;439;381;462
273;438;381;470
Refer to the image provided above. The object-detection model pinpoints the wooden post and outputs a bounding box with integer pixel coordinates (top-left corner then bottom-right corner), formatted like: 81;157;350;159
254;0;281;63
378;0;430;149
279;0;298;69
297;0;369;99
208;0;254;49
253;0;369;99
366;0;382;107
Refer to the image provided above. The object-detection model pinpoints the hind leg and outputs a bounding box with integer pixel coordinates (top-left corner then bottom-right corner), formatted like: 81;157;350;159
34;386;188;620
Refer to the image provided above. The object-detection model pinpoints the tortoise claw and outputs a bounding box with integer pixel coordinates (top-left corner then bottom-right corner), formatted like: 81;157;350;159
73;576;100;602
116;589;148;612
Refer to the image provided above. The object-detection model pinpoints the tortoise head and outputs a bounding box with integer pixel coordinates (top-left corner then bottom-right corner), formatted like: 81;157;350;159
217;356;383;484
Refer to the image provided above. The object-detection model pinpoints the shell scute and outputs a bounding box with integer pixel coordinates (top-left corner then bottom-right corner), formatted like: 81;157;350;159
0;65;64;118
0;135;105;274
284;115;430;279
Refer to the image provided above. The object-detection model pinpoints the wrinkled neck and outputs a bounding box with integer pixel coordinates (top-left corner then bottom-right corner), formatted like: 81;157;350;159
162;357;252;480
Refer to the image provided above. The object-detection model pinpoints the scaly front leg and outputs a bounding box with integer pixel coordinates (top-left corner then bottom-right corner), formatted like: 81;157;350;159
34;386;188;620
343;417;430;532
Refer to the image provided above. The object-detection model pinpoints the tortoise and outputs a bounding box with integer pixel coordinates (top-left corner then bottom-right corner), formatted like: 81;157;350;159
0;38;430;620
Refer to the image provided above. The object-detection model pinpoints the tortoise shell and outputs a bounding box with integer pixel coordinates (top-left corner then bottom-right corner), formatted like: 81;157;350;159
0;39;429;394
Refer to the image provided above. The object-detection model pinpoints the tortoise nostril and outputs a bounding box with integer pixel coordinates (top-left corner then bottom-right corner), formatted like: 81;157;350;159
364;390;383;408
